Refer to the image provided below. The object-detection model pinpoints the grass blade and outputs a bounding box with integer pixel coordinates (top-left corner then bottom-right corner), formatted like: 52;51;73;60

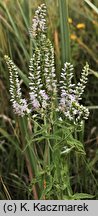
17;0;29;29
84;0;98;15
59;0;71;65
17;67;29;87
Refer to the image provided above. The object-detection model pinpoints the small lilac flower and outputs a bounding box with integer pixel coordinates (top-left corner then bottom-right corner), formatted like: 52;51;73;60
32;99;40;109
39;90;49;100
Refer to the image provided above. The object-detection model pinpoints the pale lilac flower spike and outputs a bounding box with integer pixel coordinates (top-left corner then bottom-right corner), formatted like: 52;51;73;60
4;55;29;116
59;62;89;125
30;4;47;39
5;4;89;126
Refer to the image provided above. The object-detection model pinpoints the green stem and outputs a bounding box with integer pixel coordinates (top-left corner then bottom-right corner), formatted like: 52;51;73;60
43;115;50;167
18;116;39;199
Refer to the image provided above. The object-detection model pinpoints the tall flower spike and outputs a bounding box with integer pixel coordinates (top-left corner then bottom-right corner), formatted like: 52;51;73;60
29;48;41;109
59;62;75;117
5;4;89;125
30;4;47;39
59;62;89;125
44;39;57;97
60;62;74;94
29;48;49;110
4;55;29;116
75;62;89;100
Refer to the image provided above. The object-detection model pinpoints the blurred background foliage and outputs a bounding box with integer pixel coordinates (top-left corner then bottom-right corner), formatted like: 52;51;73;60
0;0;98;199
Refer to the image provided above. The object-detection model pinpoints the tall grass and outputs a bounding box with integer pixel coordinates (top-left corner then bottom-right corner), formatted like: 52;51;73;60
59;0;71;65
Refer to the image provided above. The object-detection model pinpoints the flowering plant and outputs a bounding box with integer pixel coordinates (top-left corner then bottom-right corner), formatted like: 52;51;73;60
4;4;90;199
4;4;89;126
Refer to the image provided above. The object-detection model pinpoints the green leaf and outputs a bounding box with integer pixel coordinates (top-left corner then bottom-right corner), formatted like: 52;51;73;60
72;193;94;200
67;135;85;154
